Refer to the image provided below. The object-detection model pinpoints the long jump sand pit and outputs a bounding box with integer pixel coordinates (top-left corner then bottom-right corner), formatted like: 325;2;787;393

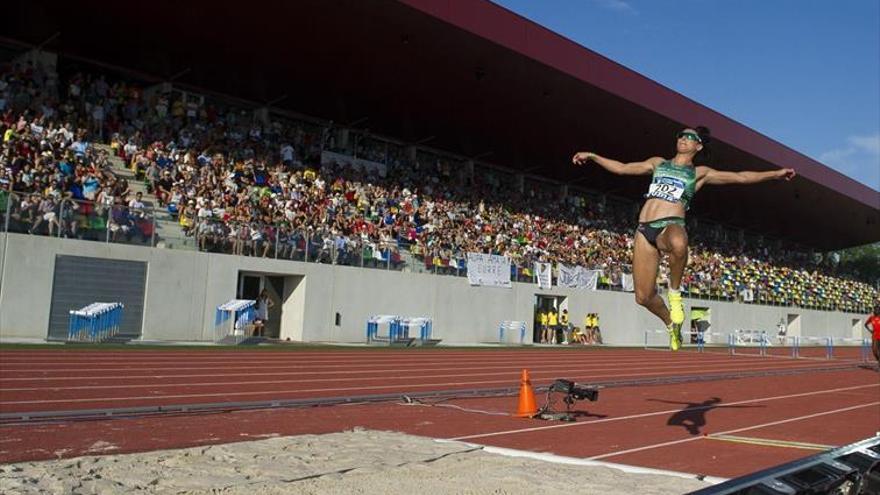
0;428;714;494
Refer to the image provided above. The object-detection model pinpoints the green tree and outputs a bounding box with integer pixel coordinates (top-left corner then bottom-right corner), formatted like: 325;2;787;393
836;243;880;286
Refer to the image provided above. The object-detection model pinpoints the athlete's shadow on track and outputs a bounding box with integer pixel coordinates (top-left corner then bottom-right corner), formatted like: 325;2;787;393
567;410;608;419
647;397;763;435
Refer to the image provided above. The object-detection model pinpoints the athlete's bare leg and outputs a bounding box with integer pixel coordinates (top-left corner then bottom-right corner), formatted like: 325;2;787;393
633;231;672;326
656;224;688;290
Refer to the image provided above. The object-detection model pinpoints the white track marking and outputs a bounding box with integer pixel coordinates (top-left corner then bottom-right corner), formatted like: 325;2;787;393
448;383;879;441
588;401;880;460
0;354;790;377
0;352;769;368
0;360;842;391
0;362;858;399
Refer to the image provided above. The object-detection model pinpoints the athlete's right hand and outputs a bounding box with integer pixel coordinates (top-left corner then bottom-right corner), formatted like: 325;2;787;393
572;152;594;165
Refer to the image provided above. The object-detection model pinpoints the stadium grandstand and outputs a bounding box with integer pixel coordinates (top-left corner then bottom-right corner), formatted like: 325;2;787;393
0;0;877;344
3;2;880;494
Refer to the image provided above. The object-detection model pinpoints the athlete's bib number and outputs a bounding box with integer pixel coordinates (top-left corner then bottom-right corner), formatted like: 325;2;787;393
647;177;686;203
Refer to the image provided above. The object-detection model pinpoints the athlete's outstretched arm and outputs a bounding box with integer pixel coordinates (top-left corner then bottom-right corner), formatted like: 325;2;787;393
572;152;660;176
698;167;795;187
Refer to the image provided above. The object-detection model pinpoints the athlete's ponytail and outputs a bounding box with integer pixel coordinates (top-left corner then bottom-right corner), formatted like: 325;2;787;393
693;125;713;165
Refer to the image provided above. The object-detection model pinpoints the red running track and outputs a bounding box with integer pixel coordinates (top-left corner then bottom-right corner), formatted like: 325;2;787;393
1;347;877;479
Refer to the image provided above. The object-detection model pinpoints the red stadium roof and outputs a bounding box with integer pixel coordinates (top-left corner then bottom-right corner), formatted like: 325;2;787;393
4;0;879;249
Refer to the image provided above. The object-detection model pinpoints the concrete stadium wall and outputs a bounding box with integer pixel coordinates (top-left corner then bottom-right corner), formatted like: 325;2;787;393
0;233;869;345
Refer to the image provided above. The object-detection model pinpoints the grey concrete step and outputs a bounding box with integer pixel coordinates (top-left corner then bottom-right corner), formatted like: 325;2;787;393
95;144;193;250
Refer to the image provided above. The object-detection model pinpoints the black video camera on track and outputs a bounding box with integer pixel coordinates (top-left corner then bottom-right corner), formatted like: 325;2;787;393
549;379;599;403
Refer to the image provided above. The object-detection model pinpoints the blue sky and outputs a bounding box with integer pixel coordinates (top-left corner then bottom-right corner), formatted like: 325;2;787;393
493;0;880;192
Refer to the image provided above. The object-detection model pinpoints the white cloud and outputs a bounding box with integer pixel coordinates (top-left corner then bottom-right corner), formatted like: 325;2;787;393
818;133;880;191
592;0;638;14
848;134;880;155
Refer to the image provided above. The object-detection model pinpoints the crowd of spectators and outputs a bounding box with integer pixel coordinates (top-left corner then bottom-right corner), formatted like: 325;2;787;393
0;59;876;314
0;62;150;240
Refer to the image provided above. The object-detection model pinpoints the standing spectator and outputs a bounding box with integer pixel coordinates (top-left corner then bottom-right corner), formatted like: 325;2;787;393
584;313;595;344
560;309;571;344
253;289;275;337
547;308;559;344
776;318;788;345
592;313;604;345
539;310;549;344
280;142;295;167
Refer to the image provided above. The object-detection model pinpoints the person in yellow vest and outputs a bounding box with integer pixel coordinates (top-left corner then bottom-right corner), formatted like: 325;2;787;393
539;310;549;344
583;313;594;344
548;309;559;344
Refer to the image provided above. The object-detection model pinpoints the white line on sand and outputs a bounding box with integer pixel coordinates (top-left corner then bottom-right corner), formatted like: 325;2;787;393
435;439;729;485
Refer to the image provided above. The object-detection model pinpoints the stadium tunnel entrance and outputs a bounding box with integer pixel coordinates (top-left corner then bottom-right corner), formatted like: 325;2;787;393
850;318;864;339
786;313;802;339
237;272;304;340
689;307;711;344
534;295;569;344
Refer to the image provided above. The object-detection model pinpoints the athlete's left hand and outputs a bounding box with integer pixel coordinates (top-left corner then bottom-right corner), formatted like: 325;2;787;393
777;168;796;181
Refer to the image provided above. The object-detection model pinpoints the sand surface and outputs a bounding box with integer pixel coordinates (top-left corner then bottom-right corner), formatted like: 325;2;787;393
0;428;714;494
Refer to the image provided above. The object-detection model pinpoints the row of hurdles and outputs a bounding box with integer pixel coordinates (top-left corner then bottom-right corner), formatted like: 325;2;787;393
645;328;874;361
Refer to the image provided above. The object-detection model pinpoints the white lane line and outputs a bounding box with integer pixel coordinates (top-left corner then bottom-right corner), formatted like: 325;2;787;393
0;378;537;405
8;378;876;408
0;355;773;376
0;360;835;390
448;384;880;441
0;353;746;368
0;352;680;368
0;362;854;398
588;401;880;460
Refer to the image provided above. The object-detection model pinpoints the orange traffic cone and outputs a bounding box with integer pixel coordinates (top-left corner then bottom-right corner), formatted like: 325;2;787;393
514;369;538;418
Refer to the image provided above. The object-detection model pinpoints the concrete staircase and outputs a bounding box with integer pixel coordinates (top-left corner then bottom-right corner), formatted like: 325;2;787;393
97;145;196;250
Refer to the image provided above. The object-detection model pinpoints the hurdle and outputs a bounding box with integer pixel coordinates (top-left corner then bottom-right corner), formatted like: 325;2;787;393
729;329;771;357
67;302;124;342
645;327;869;362
792;335;836;360
797;336;871;361
367;315;437;346
402;317;440;346
737;334;871;361
366;315;402;344
728;331;769;357
214;299;256;343
499;320;527;345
